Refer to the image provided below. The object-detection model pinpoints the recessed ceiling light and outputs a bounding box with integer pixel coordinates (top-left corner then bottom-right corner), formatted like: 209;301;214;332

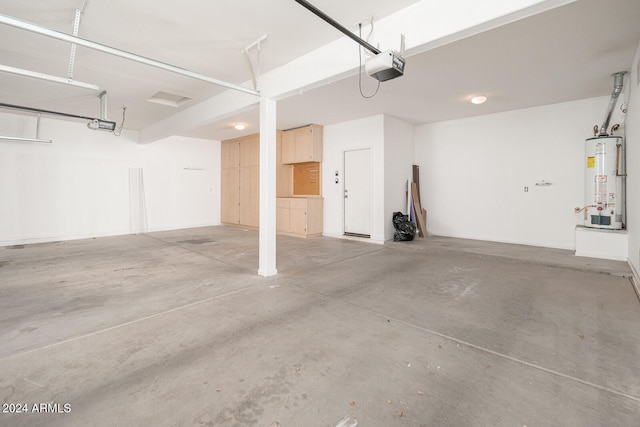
471;95;487;105
234;124;246;131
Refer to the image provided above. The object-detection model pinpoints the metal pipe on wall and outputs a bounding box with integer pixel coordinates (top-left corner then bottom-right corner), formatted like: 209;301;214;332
599;72;626;136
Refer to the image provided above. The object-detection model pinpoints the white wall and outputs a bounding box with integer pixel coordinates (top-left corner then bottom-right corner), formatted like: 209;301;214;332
384;116;415;240
322;115;385;242
626;41;640;275
415;97;616;250
0;112;220;246
322;115;415;242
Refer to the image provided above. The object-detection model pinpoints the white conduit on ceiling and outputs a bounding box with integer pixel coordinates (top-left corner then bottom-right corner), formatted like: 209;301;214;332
0;13;260;97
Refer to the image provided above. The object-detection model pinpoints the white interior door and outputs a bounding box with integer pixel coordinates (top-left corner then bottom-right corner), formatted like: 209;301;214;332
344;148;372;237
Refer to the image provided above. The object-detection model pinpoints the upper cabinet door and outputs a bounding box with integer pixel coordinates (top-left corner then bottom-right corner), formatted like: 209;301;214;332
281;130;297;164
239;134;259;167
294;127;313;162
221;140;240;168
281;125;323;164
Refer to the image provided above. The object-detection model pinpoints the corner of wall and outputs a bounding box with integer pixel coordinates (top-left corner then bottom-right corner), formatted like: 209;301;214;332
0;117;221;245
625;38;640;274
383;116;416;241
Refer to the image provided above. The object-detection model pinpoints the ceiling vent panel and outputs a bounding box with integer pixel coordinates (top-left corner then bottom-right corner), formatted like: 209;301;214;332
147;91;192;107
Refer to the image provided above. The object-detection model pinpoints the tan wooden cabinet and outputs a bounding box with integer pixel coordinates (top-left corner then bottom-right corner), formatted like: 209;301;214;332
220;141;240;224
281;124;323;164
276;198;291;232
221;134;259;228
276;197;323;237
221;130;323;237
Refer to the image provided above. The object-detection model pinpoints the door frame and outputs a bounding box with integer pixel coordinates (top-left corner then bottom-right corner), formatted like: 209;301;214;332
342;147;373;238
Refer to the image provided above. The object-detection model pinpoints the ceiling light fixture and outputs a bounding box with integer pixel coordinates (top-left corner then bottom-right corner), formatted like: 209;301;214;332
471;95;487;105
234;124;246;131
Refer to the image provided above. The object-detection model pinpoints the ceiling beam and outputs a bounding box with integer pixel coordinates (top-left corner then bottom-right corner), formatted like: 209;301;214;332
140;0;576;143
0;63;99;91
0;13;259;97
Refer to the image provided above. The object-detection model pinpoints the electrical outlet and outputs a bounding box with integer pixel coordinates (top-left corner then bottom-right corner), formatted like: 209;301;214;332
524;186;528;192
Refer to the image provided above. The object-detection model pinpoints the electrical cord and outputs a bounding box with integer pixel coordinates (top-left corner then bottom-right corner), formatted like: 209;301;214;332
358;23;380;99
113;106;127;136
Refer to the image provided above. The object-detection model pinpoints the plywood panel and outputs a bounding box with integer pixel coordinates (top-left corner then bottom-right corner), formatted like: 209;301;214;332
289;206;307;235
289;198;307;210
310;124;323;162
275;197;323;237
411;182;426;238
306;198;323;235
295;127;313;162
281;130;296;164
277;132;293;197
221;141;239;168
221;168;239;224
239;165;259;228
276;206;290;232
281;125;323;164
239;134;259;167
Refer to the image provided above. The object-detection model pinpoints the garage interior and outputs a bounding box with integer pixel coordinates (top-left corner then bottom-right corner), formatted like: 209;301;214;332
1;1;640;426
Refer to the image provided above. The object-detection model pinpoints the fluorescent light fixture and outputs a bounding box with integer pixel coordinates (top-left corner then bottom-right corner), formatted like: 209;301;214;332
0;63;99;91
471;95;487;105
234;123;246;130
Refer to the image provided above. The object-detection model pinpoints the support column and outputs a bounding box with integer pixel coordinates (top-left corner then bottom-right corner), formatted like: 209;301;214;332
258;96;277;276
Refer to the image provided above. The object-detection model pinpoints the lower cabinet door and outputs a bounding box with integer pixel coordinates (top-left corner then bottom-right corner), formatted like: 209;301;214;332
289;207;307;235
276;208;290;232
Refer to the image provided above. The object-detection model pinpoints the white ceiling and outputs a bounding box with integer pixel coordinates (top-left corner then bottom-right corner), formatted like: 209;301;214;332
1;0;640;141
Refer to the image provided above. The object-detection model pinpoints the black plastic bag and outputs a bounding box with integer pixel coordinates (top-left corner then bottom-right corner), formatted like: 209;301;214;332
392;211;416;241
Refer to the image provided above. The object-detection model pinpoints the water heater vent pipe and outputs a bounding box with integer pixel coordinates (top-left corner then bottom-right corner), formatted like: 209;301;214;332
599;72;626;136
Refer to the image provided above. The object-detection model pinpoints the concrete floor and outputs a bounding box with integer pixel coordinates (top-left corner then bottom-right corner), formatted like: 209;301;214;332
1;226;639;426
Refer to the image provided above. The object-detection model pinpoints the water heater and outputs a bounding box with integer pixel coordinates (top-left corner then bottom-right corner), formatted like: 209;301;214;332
583;135;623;229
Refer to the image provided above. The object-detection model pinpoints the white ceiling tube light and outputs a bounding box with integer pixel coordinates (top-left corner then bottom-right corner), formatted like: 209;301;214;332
0;13;260;97
0;63;99;91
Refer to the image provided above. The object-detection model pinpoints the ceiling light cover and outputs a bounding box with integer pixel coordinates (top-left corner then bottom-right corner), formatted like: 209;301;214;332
147;91;192;107
471;95;487;105
234;124;246;130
